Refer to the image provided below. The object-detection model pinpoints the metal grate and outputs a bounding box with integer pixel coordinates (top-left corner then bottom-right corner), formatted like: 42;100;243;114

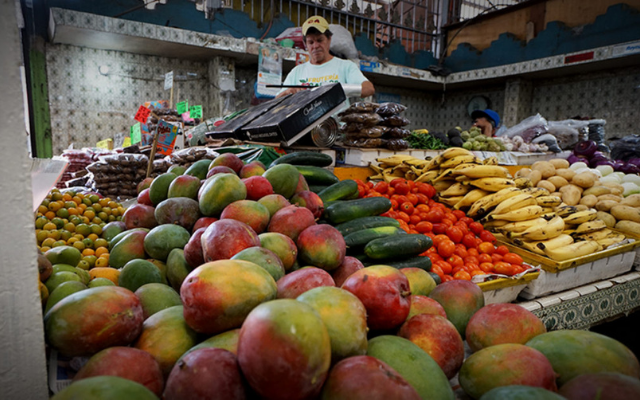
447;0;527;24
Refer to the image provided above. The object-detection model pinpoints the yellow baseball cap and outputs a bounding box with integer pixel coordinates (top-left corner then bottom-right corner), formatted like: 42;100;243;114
302;16;330;36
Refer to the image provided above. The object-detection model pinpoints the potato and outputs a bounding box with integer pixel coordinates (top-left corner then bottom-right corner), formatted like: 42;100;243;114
610;205;640;223
582;186;611;197
597;194;622;203
528;170;542;186
574;204;590;212
549;159;570;169
536;180;556;193
595;200;620;212
515;168;532;178
555;168;576;181
615;220;640;236
620;194;640;208
571;171;597;188
547;176;569;189
560;183;583;195
559;184;582;206
600;182;624;192
579;194;598;208
610;188;623;196
531;161;556;179
596;211;617;228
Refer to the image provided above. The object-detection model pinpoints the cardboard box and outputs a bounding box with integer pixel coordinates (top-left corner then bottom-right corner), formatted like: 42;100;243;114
207;96;290;140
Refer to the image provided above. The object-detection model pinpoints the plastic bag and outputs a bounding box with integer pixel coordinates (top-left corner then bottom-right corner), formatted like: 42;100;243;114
532;134;562;153
380;115;410;127
611;134;640;161
343;138;387;148
587;119;608;152
502;113;548;142
328;24;358;59
386;128;411;139
339;112;382;127
340;102;379;114
376;102;406;116
386;139;410;151
547;119;588;150
345;126;388;139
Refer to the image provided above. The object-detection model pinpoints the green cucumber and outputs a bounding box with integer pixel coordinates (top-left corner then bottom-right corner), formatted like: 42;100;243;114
428;271;442;285
344;226;406;248
324;197;392;225
318;180;359;203
373;256;432;271
270;151;333;167
335;216;400;236
364;234;433;260
293;165;340;186
309;185;330;194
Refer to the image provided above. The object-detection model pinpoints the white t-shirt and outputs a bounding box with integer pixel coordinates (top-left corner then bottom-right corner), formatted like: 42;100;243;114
280;57;368;92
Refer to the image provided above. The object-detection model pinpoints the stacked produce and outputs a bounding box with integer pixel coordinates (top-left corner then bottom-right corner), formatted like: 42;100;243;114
56;149;95;188
406;129;449;150
168;146;219;170
340;102;410;150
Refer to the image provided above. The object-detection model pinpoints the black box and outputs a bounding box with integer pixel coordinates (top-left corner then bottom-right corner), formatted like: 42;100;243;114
242;83;346;146
206;95;290;140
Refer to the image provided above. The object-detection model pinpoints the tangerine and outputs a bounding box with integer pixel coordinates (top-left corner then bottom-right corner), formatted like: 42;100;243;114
94;257;109;268
72;241;86;251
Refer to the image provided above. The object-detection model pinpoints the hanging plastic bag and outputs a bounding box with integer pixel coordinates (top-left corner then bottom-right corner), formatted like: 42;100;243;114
502;114;548;143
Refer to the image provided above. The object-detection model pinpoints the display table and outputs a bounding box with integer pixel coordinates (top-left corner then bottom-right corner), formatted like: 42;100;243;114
518;271;640;331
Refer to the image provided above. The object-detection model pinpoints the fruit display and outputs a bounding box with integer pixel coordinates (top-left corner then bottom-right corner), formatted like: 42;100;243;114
34;147;640;399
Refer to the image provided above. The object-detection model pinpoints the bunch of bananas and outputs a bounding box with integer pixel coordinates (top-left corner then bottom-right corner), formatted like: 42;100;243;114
475;187;628;261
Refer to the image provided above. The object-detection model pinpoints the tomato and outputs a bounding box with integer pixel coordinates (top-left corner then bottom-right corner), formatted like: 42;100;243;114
407;180;415;191
432;223;447;234
495;245;510;256
511;264;526;274
459;217;474;226
410;214;421;225
479;262;494;273
436;260;453;275
394;182;410;195
397;211;411;223
480;230;497;243
453;270;471;280
425;209;445;223
447;254;464;269
469;222;484;235
441;219;454;229
491;253;504;263
366;181;374;189
390;178;405;187
441;274;454;282
452;210;466;220
432;234;449;248
443;213;458;224
357;185;367;197
454;244;469;259
387;187;395;196
373;181;389;194
400;202;414;215
417;183;436;199
478;253;492;264
437;240;456;258
478;242;495;255
428;252;443;263
454;221;469;234
418;212;430;221
462;233;478;248
494;262;516;276
430;264;445;279
467;248;479;257
445;226;464;244
415;193;429;205
389;199;398;210
416;204;430;213
415;221;433;234
503;253;524;265
464;256;479;266
406;193;418;206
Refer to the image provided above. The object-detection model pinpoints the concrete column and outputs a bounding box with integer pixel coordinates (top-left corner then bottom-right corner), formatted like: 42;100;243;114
503;78;533;128
0;0;49;398
207;57;237;119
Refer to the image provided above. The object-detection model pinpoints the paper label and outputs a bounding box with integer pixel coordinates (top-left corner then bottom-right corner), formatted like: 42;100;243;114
164;71;174;90
96;138;112;149
189;105;203;119
176;100;188;115
156;119;180;156
134;105;151;123
123;137;132;147
256;46;283;98
130;123;142;144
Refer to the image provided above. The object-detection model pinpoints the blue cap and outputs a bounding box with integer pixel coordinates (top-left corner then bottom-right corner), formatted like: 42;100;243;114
471;109;500;127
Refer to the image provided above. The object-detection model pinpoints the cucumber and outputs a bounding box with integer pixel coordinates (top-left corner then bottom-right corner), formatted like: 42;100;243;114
294;165;340;186
318;180;359;203
309;185;330;194
364;234;433;260
324;197;392;225
373;256;432;271
428;271;442;285
335;216;400;236
270;151;333;168
344;226;406;248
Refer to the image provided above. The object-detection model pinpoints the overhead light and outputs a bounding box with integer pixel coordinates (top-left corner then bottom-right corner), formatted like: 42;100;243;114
99;65;110;76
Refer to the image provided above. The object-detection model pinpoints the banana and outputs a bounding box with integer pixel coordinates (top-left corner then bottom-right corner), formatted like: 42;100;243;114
536;196;563;207
439;155;482;169
441;147;474;159
440;182;473;198
513;239;547;255
432;168;455;183
574;228;612;241
483;156;499;165
540;240;600;261
509;215;565;241
453;189;489;210
554;205;580;218
414;170;439;183
470;178;516;192
433;180;457;193
438;196;465;208
402;158;431;168
488;205;544;222
376;155;415;166
596;233;627;248
516;234;575;254
562;209;598;225
368;174;383;181
491;193;535;215
521;187;551;198
454;165;511;179
467;187;522;217
574;219;608;235
455;175;473;182
483;219;510;230
404;170;417;180
497;217;549;233
514;177;533;189
540;211;557;220
369;163;383;174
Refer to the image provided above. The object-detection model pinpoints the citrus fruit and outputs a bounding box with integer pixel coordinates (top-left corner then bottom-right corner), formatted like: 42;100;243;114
88;267;120;285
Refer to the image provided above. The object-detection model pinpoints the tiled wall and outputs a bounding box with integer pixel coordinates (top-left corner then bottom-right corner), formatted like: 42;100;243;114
46;43;210;155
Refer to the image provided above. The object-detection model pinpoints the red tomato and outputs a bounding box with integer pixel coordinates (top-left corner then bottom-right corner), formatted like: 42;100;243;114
503;253;524;265
459;217;474;226
357;185;367;197
410;215;421;225
418;183;436;199
441;219;454;228
441;275;455;282
494;262;516;276
400;201;414;215
479;262;494;273
430;264;445;280
447;255;464;269
467;248;479;257
437;240;456;258
454;221;469;234
454;244;469;259
416;221;433;234
445;226;464;244
397;211;411;223
394;182;410;195
469;222;484;235
428;252;443;263
387;187;395;196
366;181;374;189
478;242;495;255
436;260;453;275
453;270;472;281
478;253;492;264
418;212;430;221
406;193;418;206
373;181;388;194
464;256;479;266
432;234;450;248
432;223;448;234
452;210;466;220
415;193;429;205
480;230;497;243
425;209;445;223
495;245;510;256
491;253;504;263
462;233;478;248
416;204;430;213
389;199;399;210
390;178;405;187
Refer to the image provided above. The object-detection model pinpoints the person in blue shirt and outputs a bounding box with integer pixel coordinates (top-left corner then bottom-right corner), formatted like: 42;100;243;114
276;16;375;99
471;109;501;137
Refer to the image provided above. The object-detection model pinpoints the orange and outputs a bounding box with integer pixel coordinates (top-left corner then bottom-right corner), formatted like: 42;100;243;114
88;267;120;285
51;217;65;229
44;211;56;220
72;196;82;205
35;218;48;229
40;246;52;253
51;191;63;201
92;203;103;213
99;198;109;207
97;212;108;221
52;240;66;248
82;238;94;249
78;203;87;211
37;205;48;214
56;208;69;219
62;193;72;201
94;257;109;268
94;238;108;248
91;217;103;225
107;201;118;208
82;248;95;257
83;255;97;268
47;230;61;240
41;238;56;248
48;201;62;212
84;210;96;221
72;241;86;251
64;201;77;209
95;246;109;257
66;237;79;245
36;230;48;244
77;260;91;270
89;194;100;204
63;222;76;232
67;207;80;216
87;233;99;242
75;224;91;237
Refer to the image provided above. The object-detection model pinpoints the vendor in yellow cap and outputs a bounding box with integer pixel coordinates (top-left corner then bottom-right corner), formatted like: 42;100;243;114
276;16;375;99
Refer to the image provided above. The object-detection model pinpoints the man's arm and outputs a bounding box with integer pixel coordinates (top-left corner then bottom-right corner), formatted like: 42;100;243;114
361;80;375;98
